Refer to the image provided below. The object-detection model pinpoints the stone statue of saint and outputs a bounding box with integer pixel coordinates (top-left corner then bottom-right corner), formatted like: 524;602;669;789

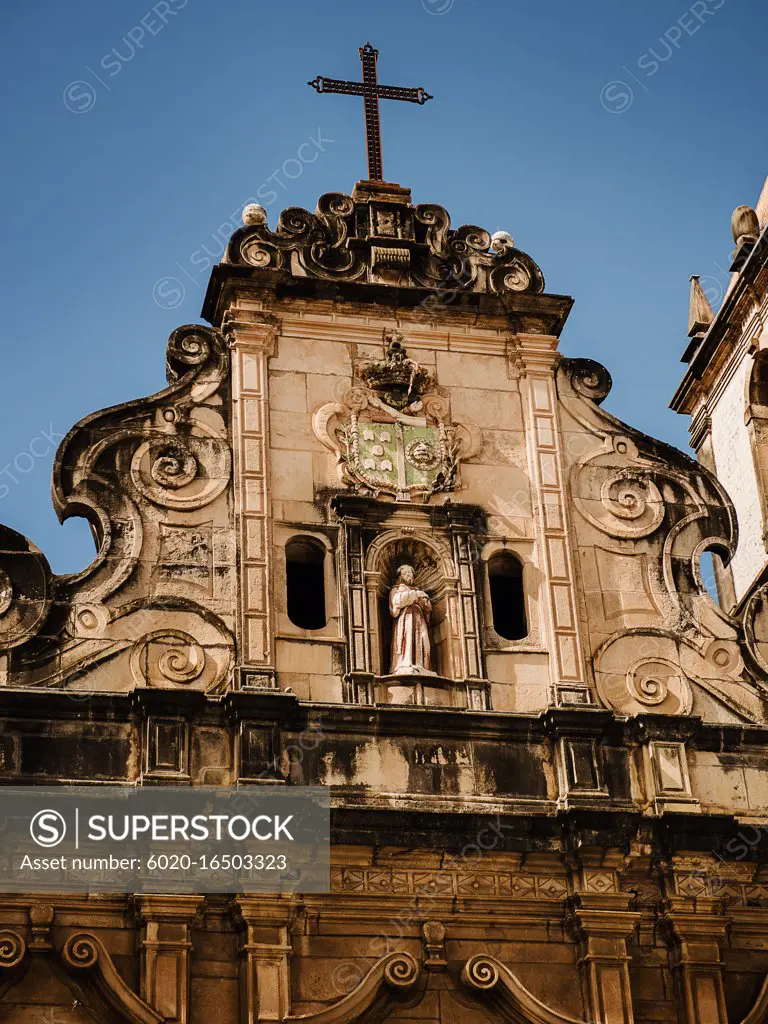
389;564;434;675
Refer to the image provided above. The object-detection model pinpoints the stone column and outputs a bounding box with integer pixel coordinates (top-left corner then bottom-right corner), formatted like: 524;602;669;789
232;896;296;1024
566;850;641;1024
135;895;204;1024
661;897;730;1024
225;310;280;685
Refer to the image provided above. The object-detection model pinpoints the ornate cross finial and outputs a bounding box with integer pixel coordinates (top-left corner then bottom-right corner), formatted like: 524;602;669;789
309;43;433;183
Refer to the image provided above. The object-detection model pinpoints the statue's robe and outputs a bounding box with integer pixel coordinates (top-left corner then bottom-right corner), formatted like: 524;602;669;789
389;582;433;675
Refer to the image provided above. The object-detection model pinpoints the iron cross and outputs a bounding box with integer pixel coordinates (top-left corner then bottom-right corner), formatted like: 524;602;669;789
309;43;433;183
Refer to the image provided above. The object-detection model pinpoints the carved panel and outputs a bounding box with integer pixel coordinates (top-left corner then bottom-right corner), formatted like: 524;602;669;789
144;717;188;779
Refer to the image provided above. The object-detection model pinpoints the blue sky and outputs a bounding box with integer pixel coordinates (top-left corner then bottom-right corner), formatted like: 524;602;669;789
1;0;766;574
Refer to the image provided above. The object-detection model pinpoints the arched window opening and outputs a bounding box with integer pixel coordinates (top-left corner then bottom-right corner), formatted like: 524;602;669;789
286;538;326;630
698;545;730;608
488;552;527;641
748;350;768;409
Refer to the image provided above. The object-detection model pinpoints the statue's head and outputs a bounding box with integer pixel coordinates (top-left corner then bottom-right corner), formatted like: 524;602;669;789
396;564;415;584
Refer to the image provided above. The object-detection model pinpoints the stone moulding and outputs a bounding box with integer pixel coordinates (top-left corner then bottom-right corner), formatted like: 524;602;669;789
461;954;589;1024
223;189;546;297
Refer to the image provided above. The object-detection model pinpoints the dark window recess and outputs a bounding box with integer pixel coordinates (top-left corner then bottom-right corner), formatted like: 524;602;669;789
488;552;527;641
286;539;327;630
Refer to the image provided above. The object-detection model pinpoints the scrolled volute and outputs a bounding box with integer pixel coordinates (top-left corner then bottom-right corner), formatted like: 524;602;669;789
383;952;419;988
561;357;613;405
462;954;500;991
460;953;589;1024
0;525;53;652
226;190;546;294
62;932;99;970
0;930;26;969
60;932;164;1024
165;324;227;387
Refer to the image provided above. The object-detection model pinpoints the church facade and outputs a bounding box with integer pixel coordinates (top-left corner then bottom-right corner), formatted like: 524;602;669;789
2;165;768;1023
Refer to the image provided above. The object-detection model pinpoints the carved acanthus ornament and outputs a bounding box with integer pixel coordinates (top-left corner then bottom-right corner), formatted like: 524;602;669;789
314;332;480;501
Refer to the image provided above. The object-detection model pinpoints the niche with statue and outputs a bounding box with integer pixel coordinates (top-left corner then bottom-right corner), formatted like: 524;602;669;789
333;496;489;709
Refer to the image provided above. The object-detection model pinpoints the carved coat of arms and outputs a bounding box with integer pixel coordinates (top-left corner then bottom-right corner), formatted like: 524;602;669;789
313;333;480;501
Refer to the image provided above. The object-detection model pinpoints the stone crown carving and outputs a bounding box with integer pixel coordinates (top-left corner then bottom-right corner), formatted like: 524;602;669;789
224;187;545;295
357;330;434;410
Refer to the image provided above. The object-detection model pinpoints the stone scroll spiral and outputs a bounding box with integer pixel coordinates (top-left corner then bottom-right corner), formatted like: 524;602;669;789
0;526;52;652
382;952;420;989
62;933;100;970
0;930;26;969
226;190;546;295
129;429;230;512
595;632;693;718
565;358;613;405
462;955;501;991
128;616;232;692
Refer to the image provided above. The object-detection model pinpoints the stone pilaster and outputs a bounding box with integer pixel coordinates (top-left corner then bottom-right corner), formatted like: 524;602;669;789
660;897;730;1024
517;333;591;706
232;896;297;1024
566;850;640;1024
225;310;280;682
135;895;204;1024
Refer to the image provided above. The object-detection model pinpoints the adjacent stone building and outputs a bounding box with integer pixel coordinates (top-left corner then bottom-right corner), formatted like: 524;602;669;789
2;167;768;1023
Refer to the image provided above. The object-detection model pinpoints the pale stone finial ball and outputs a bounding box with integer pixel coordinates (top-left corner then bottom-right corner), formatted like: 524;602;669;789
491;230;515;250
243;203;267;226
731;205;759;246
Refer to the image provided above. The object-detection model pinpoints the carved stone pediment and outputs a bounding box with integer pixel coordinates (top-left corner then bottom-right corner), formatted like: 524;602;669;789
314;334;480;502
0;325;236;695
224;187;545;296
558;358;768;724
